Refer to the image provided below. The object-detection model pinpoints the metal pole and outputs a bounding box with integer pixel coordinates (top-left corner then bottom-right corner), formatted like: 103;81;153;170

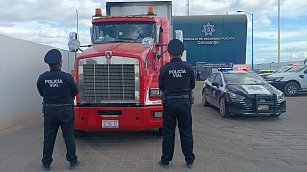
277;0;280;68
187;0;190;16
75;9;79;68
251;13;254;70
76;9;79;40
237;11;254;70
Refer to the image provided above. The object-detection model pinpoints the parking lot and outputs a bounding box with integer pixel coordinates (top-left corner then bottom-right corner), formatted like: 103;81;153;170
1;82;307;172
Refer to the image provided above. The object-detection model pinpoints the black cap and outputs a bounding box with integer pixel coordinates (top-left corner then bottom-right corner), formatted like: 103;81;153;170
44;49;62;64
167;39;184;56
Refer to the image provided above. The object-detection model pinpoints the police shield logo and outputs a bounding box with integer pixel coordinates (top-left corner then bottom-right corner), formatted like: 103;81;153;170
202;23;215;36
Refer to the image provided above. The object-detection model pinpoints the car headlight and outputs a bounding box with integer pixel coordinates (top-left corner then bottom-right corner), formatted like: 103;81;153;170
274;77;284;81
149;88;161;97
276;91;285;103
228;92;245;102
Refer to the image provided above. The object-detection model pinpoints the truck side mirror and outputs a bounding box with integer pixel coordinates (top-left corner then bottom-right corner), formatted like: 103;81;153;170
142;37;154;48
69;32;78;40
68;32;80;52
156;27;161;44
90;27;95;44
175;30;183;42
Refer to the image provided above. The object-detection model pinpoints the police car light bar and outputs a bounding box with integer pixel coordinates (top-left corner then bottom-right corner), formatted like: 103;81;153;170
218;67;233;71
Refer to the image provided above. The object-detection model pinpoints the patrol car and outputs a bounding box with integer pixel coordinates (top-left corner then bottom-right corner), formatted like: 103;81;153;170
266;65;307;96
202;70;286;117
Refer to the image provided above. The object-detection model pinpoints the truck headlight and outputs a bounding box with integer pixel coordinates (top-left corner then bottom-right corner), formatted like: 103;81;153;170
153;111;163;118
277;92;285;103
274;77;284;81
149;88;161;97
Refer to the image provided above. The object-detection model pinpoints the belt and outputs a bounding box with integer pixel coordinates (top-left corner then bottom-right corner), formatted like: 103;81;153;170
164;94;190;100
43;103;73;107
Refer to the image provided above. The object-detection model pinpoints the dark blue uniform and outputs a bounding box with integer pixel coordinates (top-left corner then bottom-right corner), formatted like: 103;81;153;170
37;49;78;169
158;56;196;166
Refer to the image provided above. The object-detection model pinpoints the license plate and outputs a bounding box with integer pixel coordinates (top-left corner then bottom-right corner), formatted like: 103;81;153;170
102;120;119;128
258;105;269;111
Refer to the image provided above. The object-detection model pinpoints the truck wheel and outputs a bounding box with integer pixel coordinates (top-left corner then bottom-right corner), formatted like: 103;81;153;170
202;91;209;106
219;97;230;118
158;128;163;136
270;113;281;117
74;129;86;138
284;82;299;96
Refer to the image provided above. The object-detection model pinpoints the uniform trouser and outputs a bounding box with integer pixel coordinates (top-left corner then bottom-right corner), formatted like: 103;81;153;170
161;98;195;165
42;106;77;166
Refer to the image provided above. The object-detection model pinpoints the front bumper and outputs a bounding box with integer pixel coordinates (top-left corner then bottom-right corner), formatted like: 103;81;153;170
268;81;288;91
74;105;163;131
227;96;286;115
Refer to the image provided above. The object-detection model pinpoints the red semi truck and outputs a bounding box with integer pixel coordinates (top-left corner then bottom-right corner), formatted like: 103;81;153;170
68;1;177;134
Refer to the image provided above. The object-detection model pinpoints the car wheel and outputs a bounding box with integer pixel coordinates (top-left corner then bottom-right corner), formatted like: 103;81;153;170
270;113;281;117
219;97;230;118
284;82;299;96
202;91;209;106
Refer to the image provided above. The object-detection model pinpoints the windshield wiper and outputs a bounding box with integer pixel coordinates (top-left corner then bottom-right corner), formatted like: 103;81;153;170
120;38;136;40
94;40;125;44
108;40;125;42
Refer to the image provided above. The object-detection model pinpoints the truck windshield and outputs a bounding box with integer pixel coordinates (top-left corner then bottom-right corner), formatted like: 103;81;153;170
92;22;156;44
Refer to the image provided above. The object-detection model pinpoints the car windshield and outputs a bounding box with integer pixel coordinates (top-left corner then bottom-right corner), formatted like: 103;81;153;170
286;65;307;72
223;72;266;85
273;66;292;73
92;22;156;44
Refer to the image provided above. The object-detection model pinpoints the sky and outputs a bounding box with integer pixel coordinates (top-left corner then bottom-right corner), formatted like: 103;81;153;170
0;0;307;64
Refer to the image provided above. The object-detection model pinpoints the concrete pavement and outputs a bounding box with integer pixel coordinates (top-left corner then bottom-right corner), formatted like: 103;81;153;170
1;82;307;172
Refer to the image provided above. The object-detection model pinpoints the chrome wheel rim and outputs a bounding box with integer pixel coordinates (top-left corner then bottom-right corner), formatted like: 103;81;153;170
287;85;297;95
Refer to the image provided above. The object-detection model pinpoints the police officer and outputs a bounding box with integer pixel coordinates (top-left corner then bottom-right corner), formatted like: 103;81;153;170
158;39;196;169
37;49;79;171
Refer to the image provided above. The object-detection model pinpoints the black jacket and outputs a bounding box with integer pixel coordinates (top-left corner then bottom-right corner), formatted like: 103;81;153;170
158;58;195;95
37;68;78;104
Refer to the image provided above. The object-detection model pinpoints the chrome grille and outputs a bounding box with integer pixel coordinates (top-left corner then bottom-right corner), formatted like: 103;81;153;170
252;95;276;112
79;56;139;104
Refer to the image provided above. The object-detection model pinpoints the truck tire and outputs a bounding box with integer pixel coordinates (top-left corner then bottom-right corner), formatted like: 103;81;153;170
158;128;163;136
284;82;299;96
219;97;230;118
74;129;86;138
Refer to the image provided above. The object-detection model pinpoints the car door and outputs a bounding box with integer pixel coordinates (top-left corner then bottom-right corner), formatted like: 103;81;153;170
303;68;307;89
204;73;217;104
211;73;222;107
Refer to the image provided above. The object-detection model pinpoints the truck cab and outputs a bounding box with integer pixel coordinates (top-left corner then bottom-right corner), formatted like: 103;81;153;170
68;6;174;133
